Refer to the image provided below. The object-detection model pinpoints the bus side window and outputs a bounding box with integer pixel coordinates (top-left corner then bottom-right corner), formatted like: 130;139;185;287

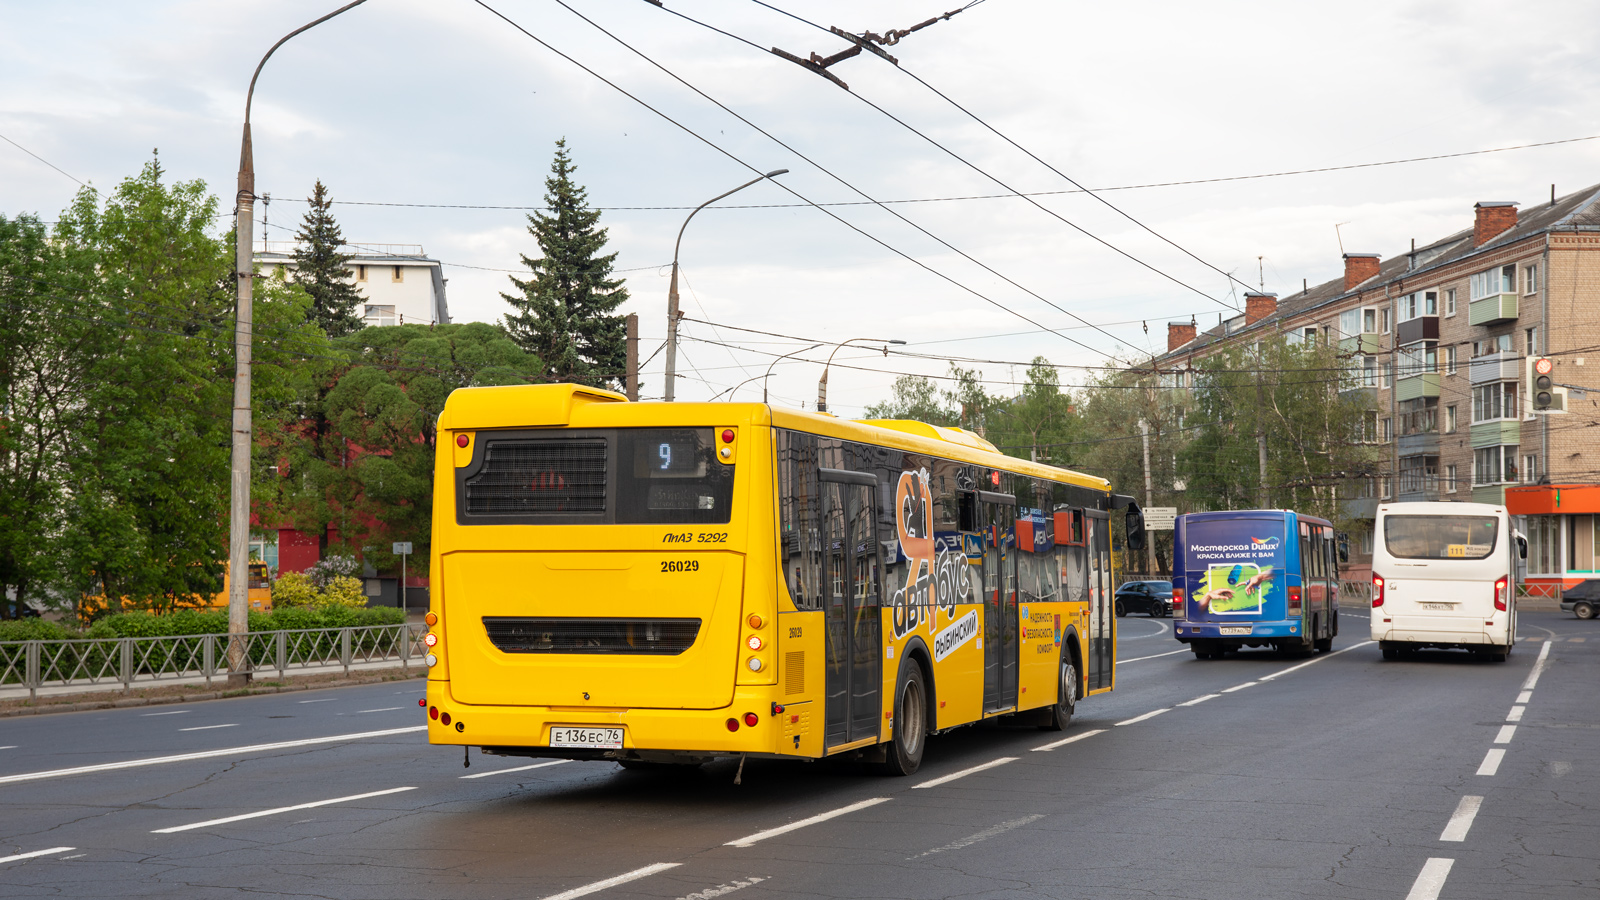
958;491;979;532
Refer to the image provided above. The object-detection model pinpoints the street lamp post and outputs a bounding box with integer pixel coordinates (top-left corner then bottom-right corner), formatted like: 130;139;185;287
228;0;369;687
664;169;788;402
764;343;824;404
815;338;906;414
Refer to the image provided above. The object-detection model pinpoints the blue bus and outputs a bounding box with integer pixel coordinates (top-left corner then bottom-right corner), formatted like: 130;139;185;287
1172;509;1340;659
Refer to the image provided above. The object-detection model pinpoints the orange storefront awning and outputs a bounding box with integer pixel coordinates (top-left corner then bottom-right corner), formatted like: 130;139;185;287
1504;484;1600;515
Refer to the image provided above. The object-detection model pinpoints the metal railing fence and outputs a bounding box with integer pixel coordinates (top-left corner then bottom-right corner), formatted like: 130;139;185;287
0;623;427;701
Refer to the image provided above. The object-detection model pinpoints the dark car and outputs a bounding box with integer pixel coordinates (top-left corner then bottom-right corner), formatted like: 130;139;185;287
1115;580;1173;617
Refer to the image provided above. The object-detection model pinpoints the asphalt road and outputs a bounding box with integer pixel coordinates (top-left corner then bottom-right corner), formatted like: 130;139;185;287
2;608;1596;900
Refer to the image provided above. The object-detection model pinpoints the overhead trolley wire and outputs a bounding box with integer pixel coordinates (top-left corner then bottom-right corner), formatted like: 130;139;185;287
469;0;1122;364
650;0;1240;313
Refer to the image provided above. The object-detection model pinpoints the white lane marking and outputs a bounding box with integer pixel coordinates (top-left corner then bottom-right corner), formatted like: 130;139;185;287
1115;708;1170;726
298;698;338;704
1117;648;1188;664
461;759;573;779
179;724;238;732
1493;725;1517;744
1032;729;1105;752
1516;691;1532;704
0;726;425;786
1507;706;1525;722
1440;796;1483;842
1221;682;1258;693
1522;641;1552;690
1258;641;1374;682
0;847;74;866
1178;693;1221;707
910;814;1044;858
357;707;403;714
539;863;681;900
141;710;189;717
152;786;416;833
1476;749;1505;776
912;757;1017;789
58;854;85;860
725;797;890;847
394;688;426;694
1404;857;1454;900
0;746;16;750
675;876;766;900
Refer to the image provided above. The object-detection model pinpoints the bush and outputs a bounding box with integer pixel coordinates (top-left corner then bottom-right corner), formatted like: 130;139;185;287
271;571;320;608
305;554;360;587
319;575;368;610
0;619;81;642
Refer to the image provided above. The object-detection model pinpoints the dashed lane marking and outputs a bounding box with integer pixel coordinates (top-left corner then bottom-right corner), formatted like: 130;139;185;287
1404;858;1454;900
1178;694;1221;707
357;707;404;713
725;798;891;848
1507;706;1525;722
538;863;681;900
1257;641;1374;682
298;698;338;704
1476;749;1505;776
0;726;426;786
140;710;189;717
0;746;16;750
1031;729;1105;752
152;786;416;833
1522;641;1552;690
1493;725;1517;744
675;876;766;900
1516;690;1531;704
179;724;238;732
910;814;1044;858
1115;708;1170;726
912;757;1016;789
1117;649;1188;664
461;759;572;779
1440;796;1482;842
0;847;74;866
1221;682;1257;693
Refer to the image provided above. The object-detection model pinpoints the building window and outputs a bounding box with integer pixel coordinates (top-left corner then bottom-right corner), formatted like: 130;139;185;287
1398;455;1439;494
1360;529;1374;555
1381;308;1391;334
1524;454;1540;484
1526;515;1560;575
357;264;368;282
1381;362;1393;388
1444;404;1457;433
1524;264;1539;295
1381;417;1393;442
1302;326;1318;345
1525;326;1539;357
1472;381;1519;422
1473;445;1519;486
1399;397;1438;435
1397;342;1438;378
1399;290;1439;321
1445;345;1457;375
363;304;397;327
1445;288;1457;317
1362;411;1378;442
1362;356;1378;386
392;265;404;283
1472;333;1514;358
1445;464;1458;493
1470;264;1516;300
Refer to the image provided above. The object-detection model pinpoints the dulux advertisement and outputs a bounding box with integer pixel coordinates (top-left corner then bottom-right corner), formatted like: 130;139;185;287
1183;518;1288;618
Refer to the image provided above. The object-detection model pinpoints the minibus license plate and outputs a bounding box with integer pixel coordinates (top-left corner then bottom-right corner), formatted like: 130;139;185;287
550;726;623;749
1219;626;1251;635
1421;602;1454;610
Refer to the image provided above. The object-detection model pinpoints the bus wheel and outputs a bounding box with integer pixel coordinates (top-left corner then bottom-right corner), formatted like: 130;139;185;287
1381;642;1400;661
1043;657;1077;731
1488;645;1509;663
880;663;927;776
1315;636;1333;654
1575;601;1596;620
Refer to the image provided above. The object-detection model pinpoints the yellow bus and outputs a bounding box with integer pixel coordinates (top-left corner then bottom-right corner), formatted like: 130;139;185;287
424;384;1137;774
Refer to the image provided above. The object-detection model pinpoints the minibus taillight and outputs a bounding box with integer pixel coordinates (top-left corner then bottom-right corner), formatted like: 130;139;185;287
1372;574;1385;608
1494;576;1509;612
1287;586;1302;616
1171;587;1184;619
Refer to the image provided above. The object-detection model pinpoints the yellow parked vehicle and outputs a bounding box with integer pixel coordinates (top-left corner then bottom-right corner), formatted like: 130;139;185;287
77;561;272;623
424;384;1135;774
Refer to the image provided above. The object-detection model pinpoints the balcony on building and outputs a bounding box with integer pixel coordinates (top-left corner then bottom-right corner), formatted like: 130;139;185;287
1337;307;1382;355
1468;263;1519;326
1469;349;1521;385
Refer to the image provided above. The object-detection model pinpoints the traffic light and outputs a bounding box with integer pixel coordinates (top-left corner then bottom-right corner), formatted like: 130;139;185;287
1526;356;1565;413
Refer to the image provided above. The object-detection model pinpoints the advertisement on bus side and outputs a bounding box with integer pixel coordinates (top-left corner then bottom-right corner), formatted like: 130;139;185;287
1183;518;1288;618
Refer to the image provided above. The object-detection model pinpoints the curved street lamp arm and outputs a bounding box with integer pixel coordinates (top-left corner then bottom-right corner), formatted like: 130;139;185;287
246;0;373;126
672;168;790;262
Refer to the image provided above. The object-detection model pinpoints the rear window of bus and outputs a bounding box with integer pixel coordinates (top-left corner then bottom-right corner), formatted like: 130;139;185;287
1383;515;1498;560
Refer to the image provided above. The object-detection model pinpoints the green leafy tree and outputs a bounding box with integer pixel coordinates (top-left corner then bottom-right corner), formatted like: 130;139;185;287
502;139;628;389
291;180;364;338
986;357;1083;466
863;374;956;424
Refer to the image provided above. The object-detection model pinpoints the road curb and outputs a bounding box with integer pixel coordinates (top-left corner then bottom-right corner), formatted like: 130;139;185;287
0;670;426;719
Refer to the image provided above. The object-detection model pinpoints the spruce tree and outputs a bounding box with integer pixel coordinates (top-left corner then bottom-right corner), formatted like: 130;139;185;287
502;139;628;389
292;180;365;337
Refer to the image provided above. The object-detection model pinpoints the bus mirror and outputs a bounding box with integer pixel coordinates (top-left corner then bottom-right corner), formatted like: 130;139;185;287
1516;534;1528;560
1124;505;1147;552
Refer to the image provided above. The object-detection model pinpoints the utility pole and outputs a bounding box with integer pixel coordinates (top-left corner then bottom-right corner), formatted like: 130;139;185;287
624;313;639;401
229;0;370;688
1138;419;1155;577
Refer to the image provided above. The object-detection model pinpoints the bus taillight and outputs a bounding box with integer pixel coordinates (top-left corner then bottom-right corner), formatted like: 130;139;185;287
1172;587;1184;619
1494;576;1509;611
1372;574;1385;608
1287;586;1302;616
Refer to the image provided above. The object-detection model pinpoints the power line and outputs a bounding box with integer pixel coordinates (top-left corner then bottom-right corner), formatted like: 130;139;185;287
654;0;1239;313
0;130;89;189
469;0;1122;365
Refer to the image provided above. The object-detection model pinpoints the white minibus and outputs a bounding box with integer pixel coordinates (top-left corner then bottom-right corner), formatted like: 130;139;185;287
1371;501;1526;662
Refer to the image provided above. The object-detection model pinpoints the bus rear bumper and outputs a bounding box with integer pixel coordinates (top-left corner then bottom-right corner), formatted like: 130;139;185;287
1174;622;1300;641
423;681;815;759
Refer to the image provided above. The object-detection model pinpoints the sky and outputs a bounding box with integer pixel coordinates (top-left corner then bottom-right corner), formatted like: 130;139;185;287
4;0;1600;416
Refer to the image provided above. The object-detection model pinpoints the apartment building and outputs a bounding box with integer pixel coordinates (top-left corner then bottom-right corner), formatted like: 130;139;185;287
256;242;451;327
1153;184;1600;588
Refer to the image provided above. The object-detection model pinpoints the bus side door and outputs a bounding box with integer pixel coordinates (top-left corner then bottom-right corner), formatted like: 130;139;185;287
820;468;883;748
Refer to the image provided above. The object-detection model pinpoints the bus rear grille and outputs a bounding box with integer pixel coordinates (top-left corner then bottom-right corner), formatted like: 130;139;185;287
784;651;804;695
482;617;701;655
464;438;607;515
